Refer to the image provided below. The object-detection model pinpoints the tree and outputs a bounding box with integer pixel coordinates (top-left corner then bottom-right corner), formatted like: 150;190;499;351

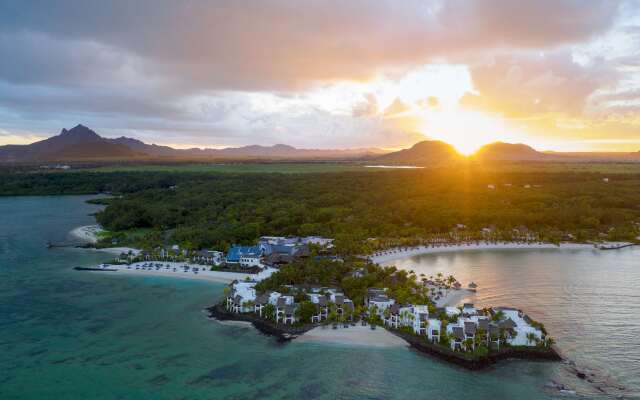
295;301;317;324
263;303;275;321
526;332;538;346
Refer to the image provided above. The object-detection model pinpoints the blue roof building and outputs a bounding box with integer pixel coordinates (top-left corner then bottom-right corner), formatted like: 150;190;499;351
226;245;261;263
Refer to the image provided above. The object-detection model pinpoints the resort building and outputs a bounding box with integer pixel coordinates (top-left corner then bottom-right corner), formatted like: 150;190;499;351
365;288;395;315
412;305;430;335
192;249;224;265
226;245;262;265
427;318;441;342
492;307;545;346
239;253;261;268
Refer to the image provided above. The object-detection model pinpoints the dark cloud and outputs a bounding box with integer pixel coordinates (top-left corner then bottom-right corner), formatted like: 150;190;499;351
0;0;619;91
0;0;630;148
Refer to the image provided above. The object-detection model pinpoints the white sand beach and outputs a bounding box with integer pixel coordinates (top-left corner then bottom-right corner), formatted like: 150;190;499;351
296;324;408;348
93;247;141;256
88;262;276;284
70;225;103;243
370;242;596;264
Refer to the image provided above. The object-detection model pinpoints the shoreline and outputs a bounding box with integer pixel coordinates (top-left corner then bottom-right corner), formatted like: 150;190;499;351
76;262;276;284
370;242;599;264
295;324;408;348
208;304;561;369
389;329;562;370
69;224;103;244
207;304;312;342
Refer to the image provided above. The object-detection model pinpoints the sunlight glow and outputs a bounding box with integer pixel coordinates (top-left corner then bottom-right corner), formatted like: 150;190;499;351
419;109;520;155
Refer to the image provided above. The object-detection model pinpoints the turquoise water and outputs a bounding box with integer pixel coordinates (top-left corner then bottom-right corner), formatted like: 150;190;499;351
1;196;637;399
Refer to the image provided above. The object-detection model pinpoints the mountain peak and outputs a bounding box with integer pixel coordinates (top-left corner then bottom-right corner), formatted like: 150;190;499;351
475;142;546;161
376;139;461;164
59;124;101;140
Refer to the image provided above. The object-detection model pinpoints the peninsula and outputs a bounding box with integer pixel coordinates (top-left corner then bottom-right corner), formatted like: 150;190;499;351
88;234;562;369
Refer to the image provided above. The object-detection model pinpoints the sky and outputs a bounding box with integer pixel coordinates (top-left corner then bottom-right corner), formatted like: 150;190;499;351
1;0;640;154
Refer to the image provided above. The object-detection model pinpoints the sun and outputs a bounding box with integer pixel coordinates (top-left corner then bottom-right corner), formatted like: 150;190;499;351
419;109;515;156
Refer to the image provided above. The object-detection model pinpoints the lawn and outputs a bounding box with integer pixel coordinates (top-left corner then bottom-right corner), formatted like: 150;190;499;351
79;162;378;174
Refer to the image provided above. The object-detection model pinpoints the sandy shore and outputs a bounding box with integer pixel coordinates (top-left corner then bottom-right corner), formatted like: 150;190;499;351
434;288;474;308
70;225;103;244
93;247;141;255
371;242;596;264
87;261;276;284
295;324;408;348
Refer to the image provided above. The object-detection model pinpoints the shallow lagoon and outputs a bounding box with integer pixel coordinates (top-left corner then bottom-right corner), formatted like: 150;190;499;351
1;196;637;399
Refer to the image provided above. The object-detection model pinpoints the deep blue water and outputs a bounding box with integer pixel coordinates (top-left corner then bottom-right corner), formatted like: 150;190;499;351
1;196;638;399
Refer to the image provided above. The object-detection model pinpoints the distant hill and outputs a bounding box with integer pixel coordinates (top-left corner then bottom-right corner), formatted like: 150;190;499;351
0;125;141;162
473;142;548;162
0;125;388;163
375;140;461;165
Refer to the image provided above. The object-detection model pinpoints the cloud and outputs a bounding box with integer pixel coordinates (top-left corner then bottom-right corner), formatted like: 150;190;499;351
0;0;634;149
461;51;620;118
383;98;411;117
0;0;620;92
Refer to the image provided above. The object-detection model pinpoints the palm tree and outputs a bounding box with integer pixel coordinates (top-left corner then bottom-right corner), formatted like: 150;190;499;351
492;310;505;322
526;332;537;346
463;338;474;352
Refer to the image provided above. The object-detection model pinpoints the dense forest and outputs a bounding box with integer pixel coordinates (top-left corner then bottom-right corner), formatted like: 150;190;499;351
2;166;638;253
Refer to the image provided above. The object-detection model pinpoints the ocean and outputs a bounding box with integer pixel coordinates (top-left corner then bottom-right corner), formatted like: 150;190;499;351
1;196;638;399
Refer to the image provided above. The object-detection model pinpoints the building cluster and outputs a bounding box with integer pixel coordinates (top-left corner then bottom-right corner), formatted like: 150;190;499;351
224;282;545;352
123;236;334;269
441;304;545;351
225;280;354;325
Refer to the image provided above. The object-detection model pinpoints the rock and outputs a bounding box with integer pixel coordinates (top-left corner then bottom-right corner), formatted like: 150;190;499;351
576;372;587;379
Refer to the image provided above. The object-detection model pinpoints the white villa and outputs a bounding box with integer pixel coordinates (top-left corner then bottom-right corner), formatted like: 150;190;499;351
365;288;395;315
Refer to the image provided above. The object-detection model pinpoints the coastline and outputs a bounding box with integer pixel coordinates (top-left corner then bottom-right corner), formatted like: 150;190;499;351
370;242;597;264
208;304;561;369
69;224;103;244
295;324;408;348
77;262;276;284
207;304;313;342
389;329;562;370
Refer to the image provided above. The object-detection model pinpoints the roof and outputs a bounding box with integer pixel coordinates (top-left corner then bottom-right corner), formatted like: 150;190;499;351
389;304;401;314
371;295;390;302
334;295;344;305
277;297;288;307
284;305;296;315
255;294;270;304
452;327;465;340
464;322;477;336
477;319;489;330
227;246;261;262
500;318;518;330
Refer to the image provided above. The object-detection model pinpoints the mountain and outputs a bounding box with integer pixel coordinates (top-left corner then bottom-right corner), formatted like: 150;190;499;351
473;142;548;162
375;140;462;165
0;125;388;162
0;125;141;162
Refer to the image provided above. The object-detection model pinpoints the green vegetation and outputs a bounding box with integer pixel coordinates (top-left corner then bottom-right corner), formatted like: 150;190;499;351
256;258;432;307
2;165;639;253
78;162;373;174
